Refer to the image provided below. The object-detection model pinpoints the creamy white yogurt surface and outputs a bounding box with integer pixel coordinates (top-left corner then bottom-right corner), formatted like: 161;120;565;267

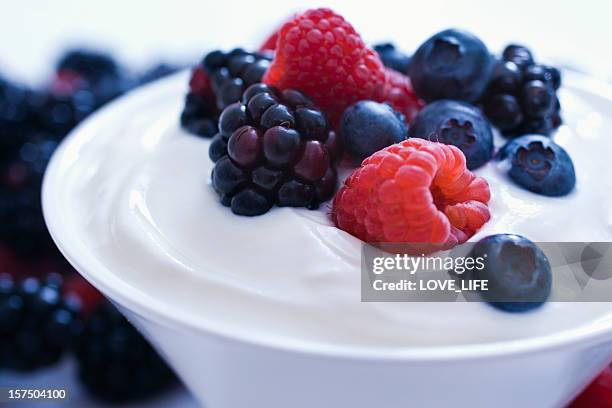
52;72;612;348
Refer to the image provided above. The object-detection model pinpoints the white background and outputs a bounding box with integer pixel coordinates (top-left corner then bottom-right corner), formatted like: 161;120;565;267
0;1;610;406
2;0;612;86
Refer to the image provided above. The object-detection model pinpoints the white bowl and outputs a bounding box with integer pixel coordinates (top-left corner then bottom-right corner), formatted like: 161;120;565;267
43;71;612;408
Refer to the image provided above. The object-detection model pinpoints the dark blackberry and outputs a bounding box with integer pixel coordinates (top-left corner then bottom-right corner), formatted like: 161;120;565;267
180;49;271;138
0;274;81;371
0;78;37;164
56;49;120;83
373;43;411;74
210;84;340;215
75;302;178;403
482;45;562;137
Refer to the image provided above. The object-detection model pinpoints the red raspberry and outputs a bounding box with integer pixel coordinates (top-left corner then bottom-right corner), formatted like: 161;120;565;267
332;138;491;252
383;68;424;123
263;8;386;126
189;66;214;99
570;365;612;408
259;29;280;53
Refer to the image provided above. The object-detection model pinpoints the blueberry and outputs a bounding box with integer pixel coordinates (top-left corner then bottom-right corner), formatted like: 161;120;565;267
373;43;411;73
409;100;493;169
340;101;407;162
488;60;522;94
502;44;534;69
484;94;523;131
498;134;576;196
522;80;555;118
408;29;493;103
468;234;551;312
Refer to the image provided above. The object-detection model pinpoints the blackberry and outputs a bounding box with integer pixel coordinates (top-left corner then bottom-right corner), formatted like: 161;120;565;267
0;77;36;164
373;43;411;74
75;302;177;403
0;274;81;371
210;84;340;215
481;45;562;137
180;48;272;138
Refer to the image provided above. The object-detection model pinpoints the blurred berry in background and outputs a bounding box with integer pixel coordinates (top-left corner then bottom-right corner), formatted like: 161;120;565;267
0;48;180;403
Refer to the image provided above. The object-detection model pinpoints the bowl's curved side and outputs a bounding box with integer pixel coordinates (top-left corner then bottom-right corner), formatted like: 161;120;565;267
43;70;612;363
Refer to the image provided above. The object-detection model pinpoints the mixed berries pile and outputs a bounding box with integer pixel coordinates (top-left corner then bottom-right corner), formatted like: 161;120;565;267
180;8;580;313
0;49;180;403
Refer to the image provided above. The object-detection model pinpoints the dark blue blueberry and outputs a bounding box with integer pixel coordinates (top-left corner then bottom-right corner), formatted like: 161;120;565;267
408;29;494;103
373;43;411;73
468;234;551;312
409;100;493;169
340;101;407;162
498;134;576;196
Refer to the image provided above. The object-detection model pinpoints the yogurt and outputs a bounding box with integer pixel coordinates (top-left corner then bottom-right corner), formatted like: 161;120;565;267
50;71;612;348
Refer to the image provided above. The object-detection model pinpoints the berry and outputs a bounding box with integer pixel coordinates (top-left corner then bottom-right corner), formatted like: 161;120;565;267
483;94;523;131
210;84;338;215
0;274;81;371
409;100;494;169
482;46;562;136
263;8;387;126
569;365;612;408
332;138;491;253
56;49;120;83
75;302;177;403
502;44;534;70
408;29;493;103
467;234;551;312
488;60;522;94
340;100;407;162
521;80;555;118
382;68;423;123
181;49;271;138
498;134;576;196
374;43;411;74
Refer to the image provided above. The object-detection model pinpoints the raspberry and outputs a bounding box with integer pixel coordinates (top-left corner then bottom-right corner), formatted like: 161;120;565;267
210;83;340;215
263;8;386;126
569;365;612;408
259;30;280;53
383;68;423;123
332;138;491;252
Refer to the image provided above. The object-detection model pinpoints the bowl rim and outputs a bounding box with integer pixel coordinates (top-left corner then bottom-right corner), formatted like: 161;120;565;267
43;69;612;362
